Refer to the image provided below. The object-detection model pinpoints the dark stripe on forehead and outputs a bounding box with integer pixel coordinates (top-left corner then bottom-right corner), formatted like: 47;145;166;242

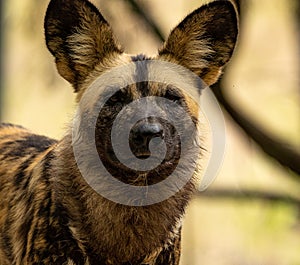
131;54;152;95
130;54;150;62
134;60;150;86
136;81;149;97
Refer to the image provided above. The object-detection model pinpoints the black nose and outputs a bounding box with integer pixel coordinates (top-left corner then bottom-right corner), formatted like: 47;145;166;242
130;121;164;158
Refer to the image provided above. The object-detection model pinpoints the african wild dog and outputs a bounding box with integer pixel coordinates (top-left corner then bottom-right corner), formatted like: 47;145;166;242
0;0;238;264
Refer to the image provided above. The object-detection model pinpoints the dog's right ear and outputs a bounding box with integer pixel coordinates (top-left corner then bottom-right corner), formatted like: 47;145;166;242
44;0;122;92
159;0;238;86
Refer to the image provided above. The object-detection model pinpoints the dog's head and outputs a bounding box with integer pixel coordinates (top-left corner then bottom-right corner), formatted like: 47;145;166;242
45;0;238;192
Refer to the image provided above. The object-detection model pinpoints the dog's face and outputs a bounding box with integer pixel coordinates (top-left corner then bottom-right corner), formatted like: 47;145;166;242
94;81;198;185
44;0;238;187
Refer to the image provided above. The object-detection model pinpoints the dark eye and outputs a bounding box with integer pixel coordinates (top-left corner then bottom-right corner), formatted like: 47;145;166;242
164;89;182;103
109;95;119;102
109;93;122;103
107;90;127;105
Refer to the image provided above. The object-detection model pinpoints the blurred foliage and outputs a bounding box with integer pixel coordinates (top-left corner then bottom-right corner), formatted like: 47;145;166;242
1;0;299;264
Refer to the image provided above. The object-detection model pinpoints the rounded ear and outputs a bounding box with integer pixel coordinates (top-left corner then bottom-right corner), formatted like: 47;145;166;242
44;0;123;92
159;0;239;86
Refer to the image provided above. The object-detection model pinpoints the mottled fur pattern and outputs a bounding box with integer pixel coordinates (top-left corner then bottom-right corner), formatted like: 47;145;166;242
0;0;238;264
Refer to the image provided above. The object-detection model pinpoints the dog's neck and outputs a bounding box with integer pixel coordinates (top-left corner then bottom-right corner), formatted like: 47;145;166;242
51;134;193;263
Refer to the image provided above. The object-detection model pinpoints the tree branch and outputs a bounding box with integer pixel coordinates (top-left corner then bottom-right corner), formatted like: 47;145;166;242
197;188;300;206
125;0;165;42
211;81;300;177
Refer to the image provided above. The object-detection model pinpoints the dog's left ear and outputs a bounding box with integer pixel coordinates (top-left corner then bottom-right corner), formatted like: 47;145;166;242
159;0;238;86
44;0;122;92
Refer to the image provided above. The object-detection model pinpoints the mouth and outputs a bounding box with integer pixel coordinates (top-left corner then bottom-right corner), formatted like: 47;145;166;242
97;141;181;185
135;153;151;159
106;144;180;167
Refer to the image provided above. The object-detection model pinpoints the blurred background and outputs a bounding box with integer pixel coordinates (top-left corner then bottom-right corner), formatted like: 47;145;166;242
0;0;299;264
